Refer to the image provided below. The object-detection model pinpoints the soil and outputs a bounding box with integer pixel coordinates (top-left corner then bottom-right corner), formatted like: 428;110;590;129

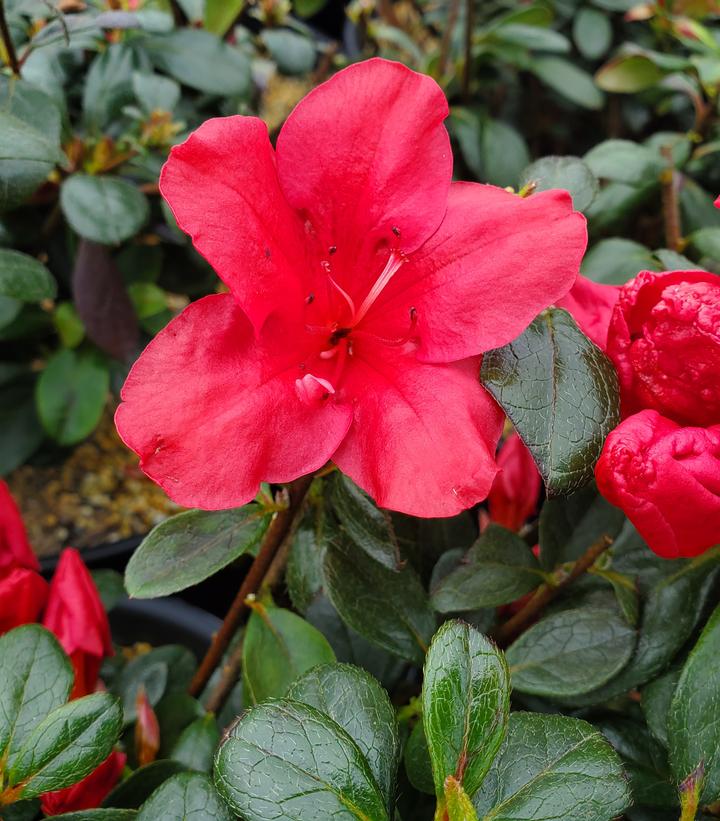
7;410;182;557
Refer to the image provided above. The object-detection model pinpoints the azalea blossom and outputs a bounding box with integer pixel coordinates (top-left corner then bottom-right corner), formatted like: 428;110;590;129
116;58;586;517
0;479;38;573
40;751;126;816
484;432;541;531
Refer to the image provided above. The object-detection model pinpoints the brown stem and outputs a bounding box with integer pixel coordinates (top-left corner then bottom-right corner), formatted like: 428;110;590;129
188;474;314;700
461;0;474;102
493;534;613;646
660;145;682;252
438;0;460;79
0;0;20;76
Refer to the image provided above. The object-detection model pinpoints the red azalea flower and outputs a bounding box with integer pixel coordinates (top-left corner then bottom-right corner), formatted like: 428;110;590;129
116;58;586;517
40;751;126;815
486;432;541;531
556;275;620;351
0;566;48;635
0;480;38;573
596;410;720;558
43;548;113;699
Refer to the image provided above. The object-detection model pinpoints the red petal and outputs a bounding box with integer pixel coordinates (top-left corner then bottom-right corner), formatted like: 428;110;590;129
0;567;47;635
333;342;503;517
276;58;451;301
159;116;308;332
365;183;586;363
116;294;353;509
40;751;126;815
0;480;37;572
556;275;619;351
488;432;541;531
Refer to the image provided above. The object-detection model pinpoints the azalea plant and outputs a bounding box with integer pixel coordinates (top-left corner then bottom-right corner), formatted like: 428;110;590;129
4;2;720;821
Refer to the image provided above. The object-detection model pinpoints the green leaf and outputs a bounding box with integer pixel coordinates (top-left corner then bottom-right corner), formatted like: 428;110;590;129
430;525;543;612
54;302;85;348
261;30;316;75
584;140;662;186
131;71;180;114
668;602;720;803
492;24;570;53
286;515;325;614
581;238;658;285
169;715;219;774
481;308;620;498
595;54;665;93
91;569;126;613
204;0;245;35
137;773;231;820
422;621;509;798
83;43;138;131
330;473;400;570
36;348;109;446
0;111;62;212
572;8;612;60
242;601;336;704
103;761;186;809
0;249;55;302
288;663;400;809
642;668;680;748
531;56;605;109
688;227;720;264
0;379;44;475
125;506;270;599
60;175;149;245
8;693;123;799
445;776;479;821
323;534;436;664
480;119;530;188
293;0;329;16
156;695;204;758
404;721;435;795
520;155;598;211
472;712;630;820
43;812;138;820
506;606;636;697
0;626;73;763
0;75;62;146
145;30;251;97
214;700;390;820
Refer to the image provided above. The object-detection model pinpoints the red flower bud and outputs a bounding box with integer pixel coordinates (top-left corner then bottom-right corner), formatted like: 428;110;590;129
608;270;720;427
134;685;160;767
40;750;126;815
0;566;48;635
596;410;720;557
0;480;38;573
487;432;541;531
43;548;113;698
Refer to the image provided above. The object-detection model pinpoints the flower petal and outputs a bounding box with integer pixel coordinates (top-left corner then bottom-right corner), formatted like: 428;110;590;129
116;294;353;509
159;117;308;332
556;275;619;350
276;58;451;294
333;342;503;517
366;183;586;363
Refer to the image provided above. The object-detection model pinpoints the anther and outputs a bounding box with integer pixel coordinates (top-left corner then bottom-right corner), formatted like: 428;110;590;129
329;245;337;255
305;293;315;305
392;226;401;237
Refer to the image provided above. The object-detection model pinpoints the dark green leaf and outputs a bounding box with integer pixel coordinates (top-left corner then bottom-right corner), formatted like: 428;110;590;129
125;506;270;598
8;693;123;799
581;238;658;285
215;700;390;820
507;606;636;697
137;773;231;820
36;349;109;446
404;721;434;795
261;30;316;75
286;516;325;614
288;663;400;808
480;119;530;188
668;602;720;803
54;302;85;349
156;694;204;758
520;156;598;211
584;140;662;185
481;308;620;498
43;812;138;820
60;175;149;245
0;380;44;475
431;525;543;612
131;71;180;114
423;620;509;798
323;535;435;664
90;569;126;613
573;8;612;60
642;668;680;748
532;56;605;109
169;715;219;774
242;601;335;704
0;625;73;762
83;43;138;131
473;712;630;820
0;75;62;146
104;761;187;809
0;249;55;302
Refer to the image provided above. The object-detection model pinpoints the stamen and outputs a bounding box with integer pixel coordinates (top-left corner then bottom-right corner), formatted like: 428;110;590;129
295;373;335;406
328;275;356;318
353;250;407;325
353;306;418;347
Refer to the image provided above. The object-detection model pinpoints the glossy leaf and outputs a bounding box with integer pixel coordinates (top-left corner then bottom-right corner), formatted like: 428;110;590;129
125;506;270;599
43;812;138;820
0;75;62;145
481;308;620;498
60;175;149;245
0;249;55;302
136;772;231;821
214;699;390;821
242;601;336;704
445;776;479;821
288;663;400;808
642;668;680;748
170;715;219;774
103;761;186;809
520;156;598;212
431;525;543;612
423;621;509;798
506;606;636;697
473;712;630;820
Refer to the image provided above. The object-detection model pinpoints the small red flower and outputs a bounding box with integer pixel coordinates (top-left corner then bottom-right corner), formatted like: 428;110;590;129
556;275;620;351
596;410;720;558
43;548;113;698
0;566;48;635
0;480;38;573
486;432;541;531
40;750;126;815
116;58;586;517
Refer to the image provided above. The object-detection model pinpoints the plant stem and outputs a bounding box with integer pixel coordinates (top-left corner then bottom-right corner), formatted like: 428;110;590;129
661;145;682;252
438;0;460;79
188;474;314;700
0;0;20;76
493;534;613;646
